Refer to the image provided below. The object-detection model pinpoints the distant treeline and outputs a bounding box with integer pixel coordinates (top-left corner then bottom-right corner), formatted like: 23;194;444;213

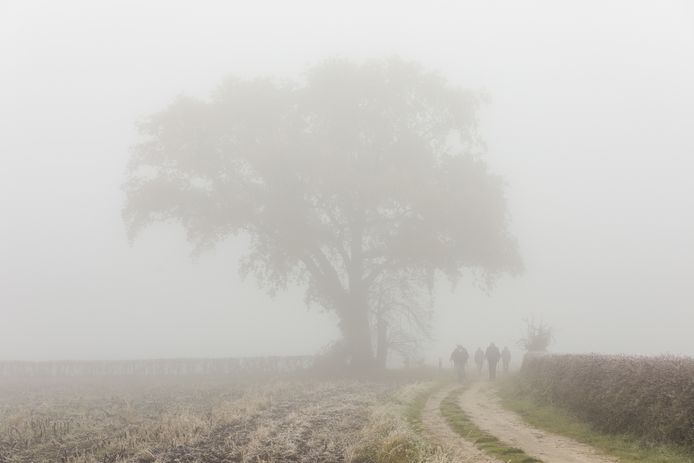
520;353;694;449
0;356;314;377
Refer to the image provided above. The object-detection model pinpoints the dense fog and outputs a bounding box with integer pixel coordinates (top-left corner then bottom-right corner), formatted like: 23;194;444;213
2;0;693;363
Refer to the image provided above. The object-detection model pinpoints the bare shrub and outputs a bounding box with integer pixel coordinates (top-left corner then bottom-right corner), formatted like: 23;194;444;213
312;341;350;376
517;318;553;352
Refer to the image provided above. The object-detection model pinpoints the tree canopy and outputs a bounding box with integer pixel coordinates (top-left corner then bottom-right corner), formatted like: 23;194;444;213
124;58;522;371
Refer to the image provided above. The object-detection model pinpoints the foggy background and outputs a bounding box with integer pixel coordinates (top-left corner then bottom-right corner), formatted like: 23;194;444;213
2;0;693;362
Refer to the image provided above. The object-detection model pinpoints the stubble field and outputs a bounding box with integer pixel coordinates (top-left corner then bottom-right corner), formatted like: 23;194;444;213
0;374;399;463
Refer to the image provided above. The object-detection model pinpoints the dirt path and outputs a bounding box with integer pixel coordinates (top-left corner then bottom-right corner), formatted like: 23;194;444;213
421;384;500;462
459;381;618;463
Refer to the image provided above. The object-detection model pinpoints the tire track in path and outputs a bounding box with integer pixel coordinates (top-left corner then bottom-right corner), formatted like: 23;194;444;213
420;384;501;463
459;381;618;463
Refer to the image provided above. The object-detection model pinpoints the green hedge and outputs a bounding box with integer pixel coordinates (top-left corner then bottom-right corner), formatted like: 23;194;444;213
519;353;694;448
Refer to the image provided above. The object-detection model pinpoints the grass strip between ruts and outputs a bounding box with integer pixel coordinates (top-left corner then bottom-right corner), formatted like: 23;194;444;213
439;386;542;463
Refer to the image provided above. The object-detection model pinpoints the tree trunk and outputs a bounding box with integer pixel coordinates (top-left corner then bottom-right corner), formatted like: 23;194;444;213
339;292;375;373
341;217;376;373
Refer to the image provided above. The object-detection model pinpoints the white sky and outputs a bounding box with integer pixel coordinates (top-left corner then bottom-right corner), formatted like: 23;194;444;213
1;0;693;361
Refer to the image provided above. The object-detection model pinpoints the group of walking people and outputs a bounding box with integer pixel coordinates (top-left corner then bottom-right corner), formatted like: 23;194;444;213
449;343;511;381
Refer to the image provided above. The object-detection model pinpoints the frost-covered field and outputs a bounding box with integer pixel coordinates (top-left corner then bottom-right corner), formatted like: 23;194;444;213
0;375;396;463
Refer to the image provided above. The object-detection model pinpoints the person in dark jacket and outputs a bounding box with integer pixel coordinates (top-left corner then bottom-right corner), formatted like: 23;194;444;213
501;346;511;374
450;345;469;382
485;342;501;380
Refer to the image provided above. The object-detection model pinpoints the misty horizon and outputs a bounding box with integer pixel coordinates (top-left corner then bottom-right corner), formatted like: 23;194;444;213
2;0;693;363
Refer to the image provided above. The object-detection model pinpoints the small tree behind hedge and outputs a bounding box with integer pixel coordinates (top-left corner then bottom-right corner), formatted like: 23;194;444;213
518;318;552;352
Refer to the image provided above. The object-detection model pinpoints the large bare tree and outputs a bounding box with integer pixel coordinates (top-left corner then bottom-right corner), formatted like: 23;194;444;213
124;58;522;371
